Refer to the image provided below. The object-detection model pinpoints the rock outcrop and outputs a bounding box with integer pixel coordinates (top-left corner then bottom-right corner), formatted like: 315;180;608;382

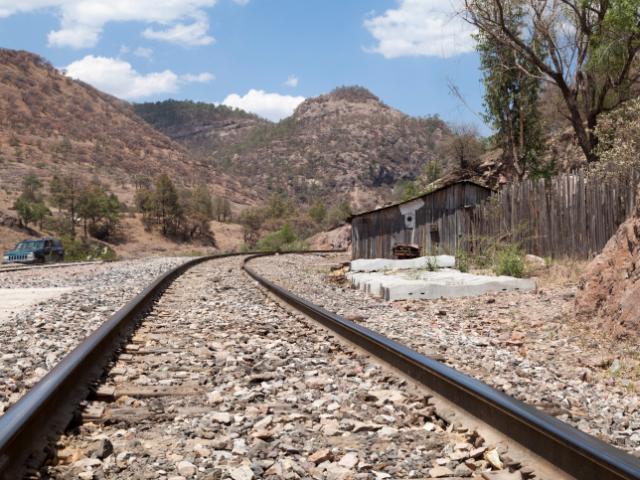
307;224;352;252
576;193;640;337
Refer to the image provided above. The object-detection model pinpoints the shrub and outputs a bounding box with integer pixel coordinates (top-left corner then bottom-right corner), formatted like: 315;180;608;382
456;249;470;273
60;235;117;262
256;224;309;252
425;256;439;271
494;245;524;278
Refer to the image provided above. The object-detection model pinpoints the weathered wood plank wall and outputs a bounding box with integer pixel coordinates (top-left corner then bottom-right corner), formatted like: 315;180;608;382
467;170;640;258
351;182;492;259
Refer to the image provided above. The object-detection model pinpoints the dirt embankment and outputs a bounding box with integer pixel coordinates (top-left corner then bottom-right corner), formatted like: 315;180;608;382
576;192;640;338
306;224;351;252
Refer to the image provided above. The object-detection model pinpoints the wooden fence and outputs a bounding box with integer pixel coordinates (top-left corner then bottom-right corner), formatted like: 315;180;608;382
466;170;640;258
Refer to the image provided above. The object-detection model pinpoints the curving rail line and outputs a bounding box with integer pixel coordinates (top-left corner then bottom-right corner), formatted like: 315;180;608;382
244;254;640;480
0;251;638;479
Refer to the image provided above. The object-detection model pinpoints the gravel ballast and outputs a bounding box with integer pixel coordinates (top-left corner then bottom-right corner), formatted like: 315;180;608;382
47;256;535;479
0;258;188;414
251;253;640;455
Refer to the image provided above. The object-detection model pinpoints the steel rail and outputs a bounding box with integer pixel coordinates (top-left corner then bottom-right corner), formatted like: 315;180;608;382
0;260;103;274
1;249;638;480
0;253;239;479
243;254;640;480
0;250;339;478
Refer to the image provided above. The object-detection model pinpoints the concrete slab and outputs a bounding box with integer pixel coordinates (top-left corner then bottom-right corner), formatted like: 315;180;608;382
348;272;416;297
350;255;456;272
347;270;535;301
0;287;75;322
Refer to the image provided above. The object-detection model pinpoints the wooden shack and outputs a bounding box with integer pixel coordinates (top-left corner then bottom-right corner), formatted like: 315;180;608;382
351;181;493;259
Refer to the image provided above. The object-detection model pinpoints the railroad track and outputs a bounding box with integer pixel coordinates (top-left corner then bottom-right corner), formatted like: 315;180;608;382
0;252;638;479
0;260;103;274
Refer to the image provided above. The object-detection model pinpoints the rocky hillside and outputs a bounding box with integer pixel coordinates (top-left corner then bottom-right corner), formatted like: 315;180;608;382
0;49;253;208
137;87;450;210
134;100;268;155
0;49;451;214
576;190;640;339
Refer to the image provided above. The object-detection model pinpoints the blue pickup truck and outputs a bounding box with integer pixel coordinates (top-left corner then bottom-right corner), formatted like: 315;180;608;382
2;238;65;264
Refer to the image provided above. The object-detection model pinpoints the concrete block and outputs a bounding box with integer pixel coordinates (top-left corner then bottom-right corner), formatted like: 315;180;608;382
350;255;455;272
348;273;401;297
348;269;535;301
382;271;536;301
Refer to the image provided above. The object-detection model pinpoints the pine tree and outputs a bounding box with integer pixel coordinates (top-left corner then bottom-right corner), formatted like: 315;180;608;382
50;175;81;238
13;174;50;229
188;185;213;234
77;182;121;239
154;174;181;236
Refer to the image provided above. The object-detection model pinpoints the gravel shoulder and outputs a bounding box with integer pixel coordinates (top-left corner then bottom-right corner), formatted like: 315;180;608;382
251;253;640;455
0;258;188;414
46;257;534;480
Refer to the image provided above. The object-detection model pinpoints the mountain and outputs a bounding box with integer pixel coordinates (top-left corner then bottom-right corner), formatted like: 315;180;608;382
136;87;450;210
0;49;253;209
134;100;268;154
0;48;451;215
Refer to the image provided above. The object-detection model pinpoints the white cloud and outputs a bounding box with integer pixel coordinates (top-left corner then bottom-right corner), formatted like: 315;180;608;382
0;0;218;48
222;89;305;121
133;47;153;59
142;15;214;46
364;0;476;58
284;75;299;88
63;55;214;99
181;72;215;83
48;23;100;49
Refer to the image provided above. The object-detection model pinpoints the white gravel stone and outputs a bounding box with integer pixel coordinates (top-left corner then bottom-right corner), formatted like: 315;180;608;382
251;253;640;453
45;256;532;479
0;257;187;411
176;460;196;477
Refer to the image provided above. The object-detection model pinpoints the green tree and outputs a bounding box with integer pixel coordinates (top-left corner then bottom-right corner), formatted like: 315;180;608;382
50;175;82;238
187;185;214;237
13;196;49;228
77;183;102;238
475;4;544;177
22;173;43;201
465;0;640;163
13;174;50;228
77;182;121;239
309;199;327;224
239;207;266;247
135;187;156;230
267;193;293;219
155;174;182;236
99;193;121;239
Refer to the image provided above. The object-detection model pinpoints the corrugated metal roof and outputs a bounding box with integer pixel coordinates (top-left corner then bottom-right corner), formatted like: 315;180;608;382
349;180;493;220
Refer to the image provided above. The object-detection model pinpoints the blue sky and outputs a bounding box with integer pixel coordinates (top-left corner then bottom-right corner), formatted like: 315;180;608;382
0;0;487;131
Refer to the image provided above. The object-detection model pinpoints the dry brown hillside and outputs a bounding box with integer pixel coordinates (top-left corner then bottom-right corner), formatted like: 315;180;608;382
0;49;254;208
136;87;451;211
